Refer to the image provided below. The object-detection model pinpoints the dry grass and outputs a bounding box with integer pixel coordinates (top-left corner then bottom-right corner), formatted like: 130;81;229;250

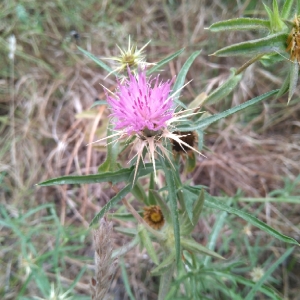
1;0;300;298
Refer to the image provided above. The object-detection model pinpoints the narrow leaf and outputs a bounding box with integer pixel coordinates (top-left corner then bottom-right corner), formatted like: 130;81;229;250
150;190;172;224
205;195;299;245
288;61;299;103
203;71;242;105
212;33;287;57
181;238;225;260
281;0;294;19
147;48;185;75
37;168;133;186
172;50;202;102
90;100;107;108
208;18;270;32
138;225;159;265
204;209;228;266
151;253;176;276
98;125;120;173
37;163;157;186
120;258;136;300
89;184;132;227
160;157;181;266
277;71;290;98
78;46;113;73
195;90;278;129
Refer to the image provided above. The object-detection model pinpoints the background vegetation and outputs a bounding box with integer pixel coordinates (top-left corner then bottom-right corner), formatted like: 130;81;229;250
1;0;299;299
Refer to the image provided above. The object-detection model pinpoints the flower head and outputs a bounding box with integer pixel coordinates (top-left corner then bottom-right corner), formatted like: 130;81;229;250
287;15;300;63
107;70;174;135
98;69;203;181
143;205;165;230
104;37;153;77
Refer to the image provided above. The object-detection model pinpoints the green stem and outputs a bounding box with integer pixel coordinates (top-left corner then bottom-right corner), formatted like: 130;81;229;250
235;53;265;75
158;264;175;300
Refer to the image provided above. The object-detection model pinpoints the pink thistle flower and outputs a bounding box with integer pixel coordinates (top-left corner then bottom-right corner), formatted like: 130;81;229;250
97;69;203;181
107;71;174;135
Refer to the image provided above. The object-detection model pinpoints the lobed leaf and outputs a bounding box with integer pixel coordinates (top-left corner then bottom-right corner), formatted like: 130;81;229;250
208;18;270;32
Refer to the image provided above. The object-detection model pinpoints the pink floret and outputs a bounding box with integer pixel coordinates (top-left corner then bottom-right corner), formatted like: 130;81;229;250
106;70;174;135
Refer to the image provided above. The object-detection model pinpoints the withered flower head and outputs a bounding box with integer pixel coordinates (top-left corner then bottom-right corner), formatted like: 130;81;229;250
172;131;196;153
143;205;165;230
287;15;300;63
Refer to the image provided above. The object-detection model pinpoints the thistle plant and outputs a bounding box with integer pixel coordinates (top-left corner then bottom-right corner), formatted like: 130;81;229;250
38;31;299;299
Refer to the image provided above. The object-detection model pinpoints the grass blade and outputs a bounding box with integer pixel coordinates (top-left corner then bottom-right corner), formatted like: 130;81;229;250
205;195;299;245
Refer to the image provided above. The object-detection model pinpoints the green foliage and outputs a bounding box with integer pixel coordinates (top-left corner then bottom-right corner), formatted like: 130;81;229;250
7;1;298;298
209;0;300;101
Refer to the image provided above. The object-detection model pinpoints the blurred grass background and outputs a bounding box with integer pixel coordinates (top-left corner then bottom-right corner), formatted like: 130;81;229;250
1;0;300;299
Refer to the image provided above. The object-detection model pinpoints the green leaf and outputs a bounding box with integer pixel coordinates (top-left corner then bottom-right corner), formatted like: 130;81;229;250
245;247;295;300
172;50;202;104
263;3;274;25
150;190;172;224
78;46;113;73
151;253;176;276
89;184;132;227
288;60;299;104
208;18;270;32
98;125;120;173
281;0;294;19
204;209;228;266
212;32;287;57
186;152;196;173
181;188;205;235
277;71;290;98
37;163;157;186
131;181;148;204
158;264;175;300
160;156;181;266
138;225;159;265
181;238;225;260
90;100;107;108
37;168;133;186
148;174;157;205
205;195;299;245
120;258;136;300
260;53;285;67
203;70;242;105
147;48;185;75
194;90;278;129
